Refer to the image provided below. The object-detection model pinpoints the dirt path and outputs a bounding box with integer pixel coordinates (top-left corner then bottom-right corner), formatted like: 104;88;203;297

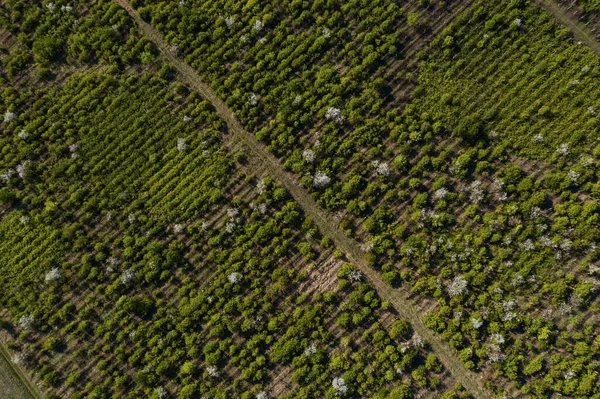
0;343;41;399
533;0;600;56
113;1;492;397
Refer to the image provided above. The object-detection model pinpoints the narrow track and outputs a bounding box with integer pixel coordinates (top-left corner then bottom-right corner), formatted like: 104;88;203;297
113;1;493;397
533;0;600;56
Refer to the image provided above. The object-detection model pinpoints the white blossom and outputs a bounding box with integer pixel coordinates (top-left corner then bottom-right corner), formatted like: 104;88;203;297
359;241;374;253
304;342;317;357
313;171;331;188
178;0;185;7
520;239;535;252
558;302;572;315
449;160;463;176
582;65;591;73
556;143;569;156
532;133;544;143
469;180;484;204
560;239;573;251
258;37;267;44
511;274;524;286
183;115;192;123
512;18;522;27
128;213;136;223
530;207;543;219
372;160;390;177
325;107;344;124
173;223;184;234
11;353;24;365
501;300;516;313
61;5;73;12
0;168;15;182
17;314;34;329
44;268;61;282
206;365;219;377
302;149;316;163
256;392;269;399
240;35;248;43
16;161;28;179
18;130;29;140
155;387;168;399
332;377;348;395
248;93;259;106
587;106;596;116
411;333;424;348
433;188;449;200
228;272;242;284
225;16;235;28
226;208;239;218
19;215;29;225
471;318;483;329
563;369;576;380
293;95;302;104
253;20;264;32
567;170;579;183
581;155;595;168
46;2;57;13
348;270;362;282
486;343;506;363
491;333;505;345
225;221;236;233
257;179;266;194
322;28;331;38
177;137;188;152
447;275;468;297
120;268;134;284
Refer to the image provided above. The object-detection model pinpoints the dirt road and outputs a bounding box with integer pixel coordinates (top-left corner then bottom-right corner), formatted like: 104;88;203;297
113;1;493;397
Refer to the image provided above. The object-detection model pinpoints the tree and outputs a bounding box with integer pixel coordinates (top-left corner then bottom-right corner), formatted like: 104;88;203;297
120;296;155;318
453;114;485;142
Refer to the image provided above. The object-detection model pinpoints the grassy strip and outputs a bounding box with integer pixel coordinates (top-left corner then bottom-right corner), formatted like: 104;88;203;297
0;343;42;399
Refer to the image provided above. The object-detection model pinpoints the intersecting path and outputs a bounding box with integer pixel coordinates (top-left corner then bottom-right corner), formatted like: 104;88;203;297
113;1;493;397
533;0;600;56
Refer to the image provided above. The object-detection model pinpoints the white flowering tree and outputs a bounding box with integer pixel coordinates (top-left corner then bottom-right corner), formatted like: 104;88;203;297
177;137;188;152
325;107;344;124
313;171;331;188
3;110;16;122
228;271;242;284
120;268;134;284
44;268;61;282
206;365;219;377
302;148;316;163
17;314;34;329
447;275;468;297
253;20;264;32
332;377;348;395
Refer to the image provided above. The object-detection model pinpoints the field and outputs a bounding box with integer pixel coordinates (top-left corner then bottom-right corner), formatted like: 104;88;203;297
2;0;600;398
0;342;38;399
